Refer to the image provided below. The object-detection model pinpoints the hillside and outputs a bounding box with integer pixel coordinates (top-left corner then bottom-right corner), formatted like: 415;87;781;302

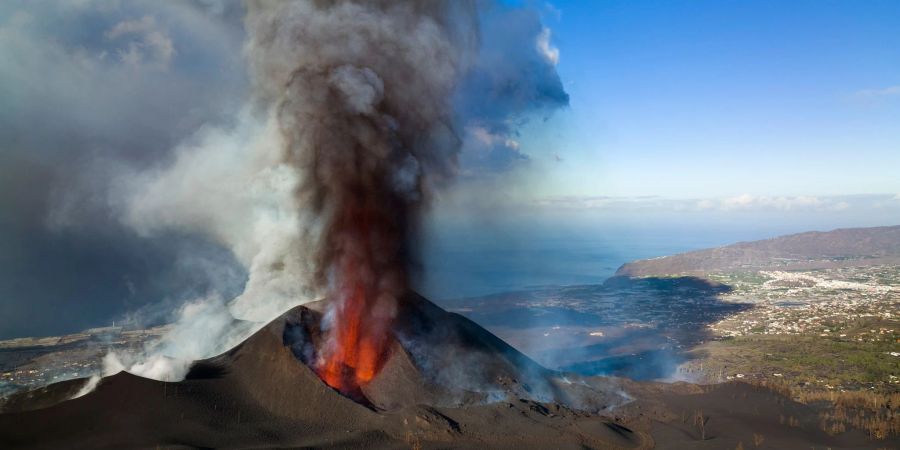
615;225;900;277
1;293;885;448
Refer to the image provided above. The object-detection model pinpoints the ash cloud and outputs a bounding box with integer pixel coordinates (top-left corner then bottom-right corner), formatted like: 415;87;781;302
0;0;247;339
455;4;569;174
2;0;568;386
242;1;479;389
237;0;569;390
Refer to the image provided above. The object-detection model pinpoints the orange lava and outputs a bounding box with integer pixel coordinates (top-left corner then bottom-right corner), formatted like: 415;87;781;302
315;198;399;395
316;279;389;393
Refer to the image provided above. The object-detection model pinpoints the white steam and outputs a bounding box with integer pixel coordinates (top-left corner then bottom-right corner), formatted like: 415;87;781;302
119;109;317;321
88;108;319;385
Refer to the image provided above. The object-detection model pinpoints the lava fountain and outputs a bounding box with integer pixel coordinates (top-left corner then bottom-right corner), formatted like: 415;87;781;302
315;189;407;394
244;0;470;395
245;0;567;396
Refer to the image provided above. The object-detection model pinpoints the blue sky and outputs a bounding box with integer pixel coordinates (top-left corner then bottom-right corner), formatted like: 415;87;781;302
516;0;900;201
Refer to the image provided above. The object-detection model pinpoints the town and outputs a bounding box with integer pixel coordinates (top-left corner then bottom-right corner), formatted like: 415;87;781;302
0;325;170;398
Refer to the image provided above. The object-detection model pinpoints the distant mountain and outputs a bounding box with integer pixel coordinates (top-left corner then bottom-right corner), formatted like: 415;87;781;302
616;225;900;277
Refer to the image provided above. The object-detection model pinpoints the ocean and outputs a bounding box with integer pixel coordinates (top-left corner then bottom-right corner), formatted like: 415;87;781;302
417;219;805;300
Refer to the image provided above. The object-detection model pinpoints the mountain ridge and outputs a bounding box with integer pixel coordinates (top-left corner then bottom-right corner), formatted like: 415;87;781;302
615;225;900;277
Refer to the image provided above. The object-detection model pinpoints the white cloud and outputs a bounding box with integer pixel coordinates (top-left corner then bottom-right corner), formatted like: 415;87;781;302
535;195;613;209
106;15;175;70
832;201;851;211
533;195;665;210
852;85;900;101
468;126;522;151
711;194;829;211
532;194;900;214
535;27;559;65
106;15;155;38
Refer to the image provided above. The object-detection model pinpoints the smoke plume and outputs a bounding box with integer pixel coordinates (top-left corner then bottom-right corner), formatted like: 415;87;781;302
51;0;568;389
242;0;475;393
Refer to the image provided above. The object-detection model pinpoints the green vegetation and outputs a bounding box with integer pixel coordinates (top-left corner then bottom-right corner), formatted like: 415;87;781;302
707;271;769;294
724;335;898;384
683;266;899;397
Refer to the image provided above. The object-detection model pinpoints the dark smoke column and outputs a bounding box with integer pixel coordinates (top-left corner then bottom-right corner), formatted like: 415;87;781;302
245;1;473;394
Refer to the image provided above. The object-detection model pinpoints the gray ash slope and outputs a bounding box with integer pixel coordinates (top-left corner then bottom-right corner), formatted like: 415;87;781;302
0;293;641;449
616;225;900;277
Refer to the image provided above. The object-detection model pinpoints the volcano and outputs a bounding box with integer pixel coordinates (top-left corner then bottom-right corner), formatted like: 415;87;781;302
285;292;625;411
0;294;884;449
0;294;642;449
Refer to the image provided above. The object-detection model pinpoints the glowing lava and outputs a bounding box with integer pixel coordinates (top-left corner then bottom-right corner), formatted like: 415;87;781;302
316;279;391;394
315;197;402;396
